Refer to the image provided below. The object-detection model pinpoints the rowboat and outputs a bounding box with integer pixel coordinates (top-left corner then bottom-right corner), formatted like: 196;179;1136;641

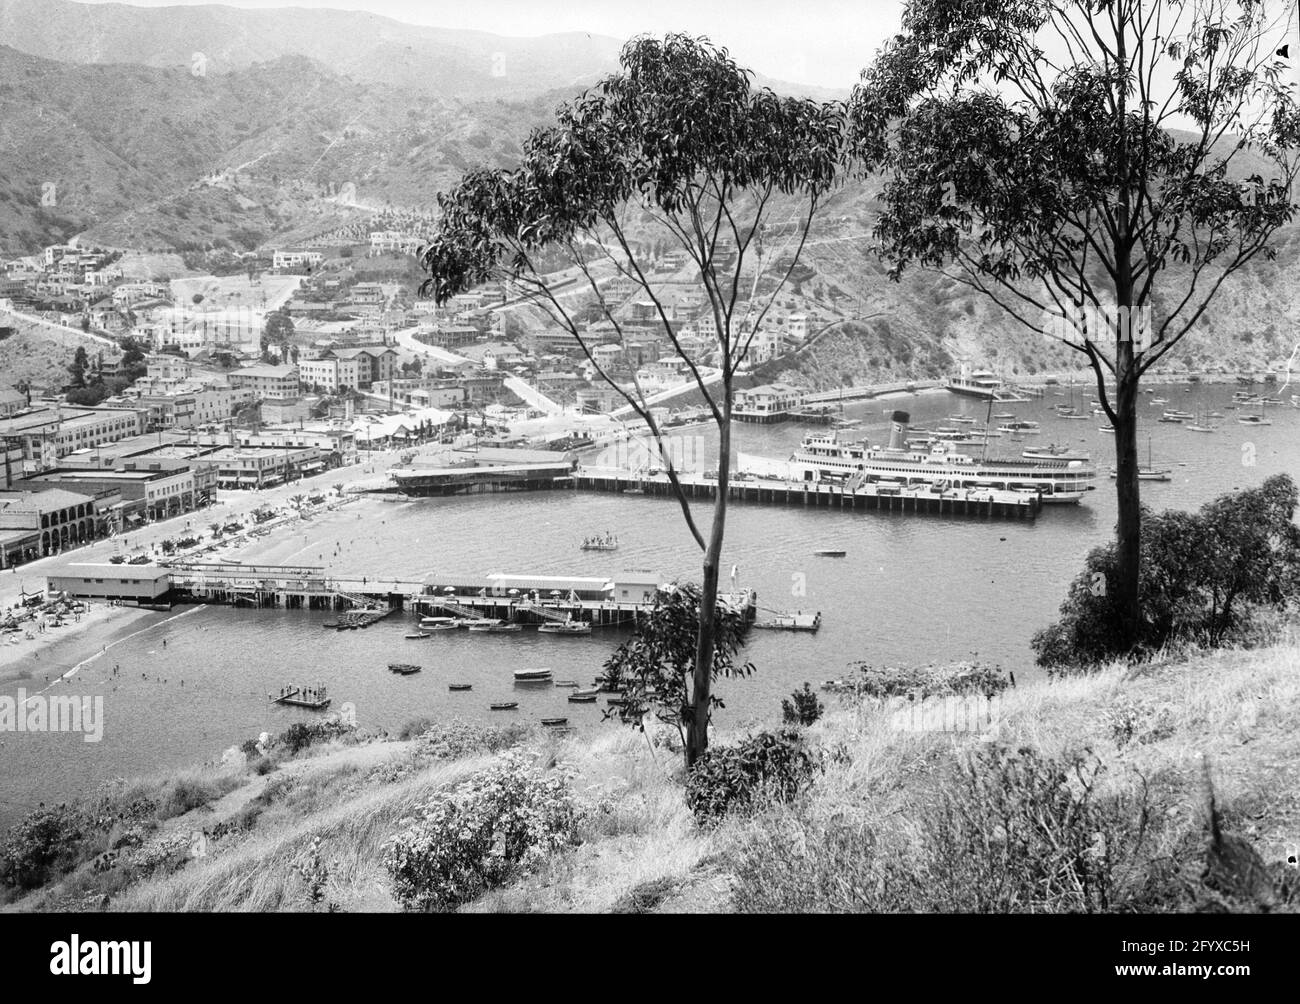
513;668;553;682
813;549;847;557
541;717;569;727
553;680;580;688
489;702;518;711
468;622;522;633
388;663;421;675
404;632;430;639
448;683;472;691
568;689;599;702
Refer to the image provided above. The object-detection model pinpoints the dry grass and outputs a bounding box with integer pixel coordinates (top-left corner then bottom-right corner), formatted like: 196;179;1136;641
6;642;1297;913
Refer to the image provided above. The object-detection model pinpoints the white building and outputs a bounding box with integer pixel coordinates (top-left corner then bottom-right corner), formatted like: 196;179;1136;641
298;356;361;394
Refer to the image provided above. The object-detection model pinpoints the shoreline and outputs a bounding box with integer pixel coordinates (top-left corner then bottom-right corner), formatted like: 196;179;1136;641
0;603;165;690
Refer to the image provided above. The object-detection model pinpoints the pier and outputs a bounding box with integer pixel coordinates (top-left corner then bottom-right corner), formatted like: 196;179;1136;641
571;469;1041;519
161;562;757;625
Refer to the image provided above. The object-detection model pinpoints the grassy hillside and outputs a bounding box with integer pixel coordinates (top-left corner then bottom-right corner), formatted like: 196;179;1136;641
6;639;1297;913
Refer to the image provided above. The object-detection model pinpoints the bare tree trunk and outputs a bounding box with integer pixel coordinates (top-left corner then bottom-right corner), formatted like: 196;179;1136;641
686;413;731;769
1112;343;1141;647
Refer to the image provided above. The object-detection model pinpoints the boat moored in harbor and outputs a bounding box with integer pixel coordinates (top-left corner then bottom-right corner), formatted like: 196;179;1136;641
789;413;1097;504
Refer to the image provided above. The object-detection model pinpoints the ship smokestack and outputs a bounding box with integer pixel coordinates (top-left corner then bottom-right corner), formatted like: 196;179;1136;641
887;410;909;450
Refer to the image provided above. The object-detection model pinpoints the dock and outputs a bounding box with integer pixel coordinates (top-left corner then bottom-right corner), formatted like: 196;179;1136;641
271;684;331;710
163;561;757;626
572;469;1040;520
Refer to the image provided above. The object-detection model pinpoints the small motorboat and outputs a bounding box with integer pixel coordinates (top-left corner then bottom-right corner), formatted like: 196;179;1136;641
568;689;599;702
448;683;472;691
404;632;430;640
553;680;580;688
388;663;422;675
420;616;457;627
541;717;569;727
813;549;847;557
489;702;518;711
424;623;458;632
468;622;522;633
513;668;553;682
538;620;592;635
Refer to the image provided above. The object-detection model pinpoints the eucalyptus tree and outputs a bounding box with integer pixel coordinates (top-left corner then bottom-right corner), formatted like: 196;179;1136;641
419;34;844;764
850;0;1300;647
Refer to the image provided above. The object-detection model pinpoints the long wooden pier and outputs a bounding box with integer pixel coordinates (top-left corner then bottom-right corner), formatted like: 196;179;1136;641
571;470;1041;519
163;561;756;626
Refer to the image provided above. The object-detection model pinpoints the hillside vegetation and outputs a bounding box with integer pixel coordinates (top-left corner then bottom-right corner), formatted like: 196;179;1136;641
5;641;1297;913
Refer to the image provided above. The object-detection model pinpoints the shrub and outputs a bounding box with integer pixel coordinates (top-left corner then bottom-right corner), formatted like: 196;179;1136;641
383;752;579;911
157;775;239;820
416;719;534;760
685;729;821;825
781;683;824;726
277;719;356;756
1033;475;1300;669
731;745;1156;913
1104;698;1177;750
0;805;89;891
397;716;436;741
831;661;1010;700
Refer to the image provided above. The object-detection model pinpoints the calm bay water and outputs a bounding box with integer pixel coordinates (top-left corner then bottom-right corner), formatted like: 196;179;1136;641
2;382;1297;824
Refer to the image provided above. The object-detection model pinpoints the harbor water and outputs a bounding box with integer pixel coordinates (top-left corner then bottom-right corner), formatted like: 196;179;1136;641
1;381;1297;824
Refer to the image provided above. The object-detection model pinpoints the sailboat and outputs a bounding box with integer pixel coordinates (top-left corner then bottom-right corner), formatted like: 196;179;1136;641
1109;436;1171;481
1237;397;1273;426
1185;407;1216;433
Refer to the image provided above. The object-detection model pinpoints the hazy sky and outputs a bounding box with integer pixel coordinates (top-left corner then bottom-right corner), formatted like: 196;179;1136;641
76;0;903;88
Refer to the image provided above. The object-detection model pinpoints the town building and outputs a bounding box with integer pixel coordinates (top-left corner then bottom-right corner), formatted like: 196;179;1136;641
733;383;805;423
0;487;98;558
0;406;149;481
46;564;172;604
227;364;300;401
298;355;362;393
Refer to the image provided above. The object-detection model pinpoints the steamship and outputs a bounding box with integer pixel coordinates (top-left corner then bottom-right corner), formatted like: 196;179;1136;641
788;411;1097;504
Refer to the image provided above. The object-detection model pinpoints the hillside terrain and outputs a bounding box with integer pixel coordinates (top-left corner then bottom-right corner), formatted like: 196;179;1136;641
1;2;1298;388
4;641;1297;913
0;0;625;98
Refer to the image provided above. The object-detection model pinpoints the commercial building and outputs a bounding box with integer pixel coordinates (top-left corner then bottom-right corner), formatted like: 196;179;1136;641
20;464;197;527
298;355;362;393
0;406;148;480
46;564;172;604
0;487;98;557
